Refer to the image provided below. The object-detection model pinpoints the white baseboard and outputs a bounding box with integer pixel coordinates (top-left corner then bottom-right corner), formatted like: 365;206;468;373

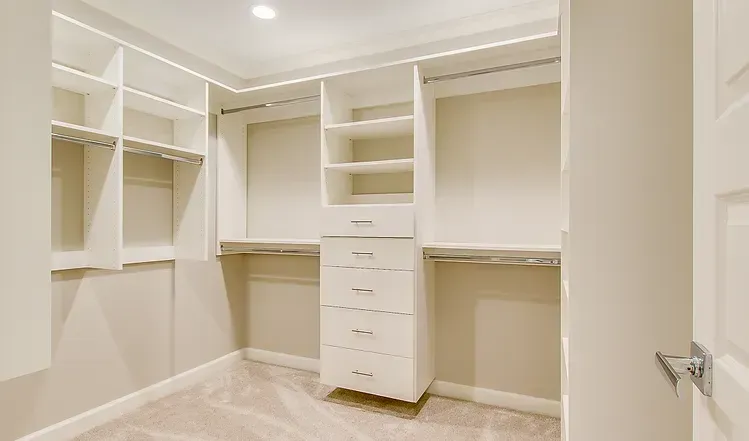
17;350;244;441
241;349;559;418
427;380;561;418
243;348;320;373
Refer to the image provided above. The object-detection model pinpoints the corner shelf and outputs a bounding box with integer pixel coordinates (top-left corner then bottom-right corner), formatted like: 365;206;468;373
52;63;117;95
562;337;569;377
123;86;205;120
51;251;88;272
123;136;205;162
122;246;175;265
325;115;414;139
325;158;414;175
51;120;119;145
563;394;569;440
563;279;569;301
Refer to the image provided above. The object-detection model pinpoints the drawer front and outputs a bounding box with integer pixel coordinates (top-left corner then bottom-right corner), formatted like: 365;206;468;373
321;266;414;314
321;237;415;271
321;307;414;358
320;345;414;402
321;205;414;238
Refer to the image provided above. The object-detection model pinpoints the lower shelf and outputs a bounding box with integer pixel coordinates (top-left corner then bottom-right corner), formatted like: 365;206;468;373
563;394;569;440
123;246;175;265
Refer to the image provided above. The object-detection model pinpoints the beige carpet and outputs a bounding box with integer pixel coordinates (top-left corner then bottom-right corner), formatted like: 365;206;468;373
75;360;560;440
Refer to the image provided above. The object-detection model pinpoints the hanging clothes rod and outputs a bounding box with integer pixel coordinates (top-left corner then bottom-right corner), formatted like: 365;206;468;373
220;245;320;257
423;56;561;85
52;132;116;150
221;95;320;115
123;146;203;166
424;252;560;267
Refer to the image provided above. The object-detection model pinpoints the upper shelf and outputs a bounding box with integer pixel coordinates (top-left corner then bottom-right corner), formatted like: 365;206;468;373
52;63;117;96
325;115;414;140
52;120;119;145
325;158;414;175
124;86;205;120
123;136;205;162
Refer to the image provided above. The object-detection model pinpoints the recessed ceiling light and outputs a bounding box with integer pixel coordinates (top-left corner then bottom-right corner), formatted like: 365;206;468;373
252;5;276;19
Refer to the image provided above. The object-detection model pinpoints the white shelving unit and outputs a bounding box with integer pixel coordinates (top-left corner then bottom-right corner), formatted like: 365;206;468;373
212;21;562;406
50;11;211;270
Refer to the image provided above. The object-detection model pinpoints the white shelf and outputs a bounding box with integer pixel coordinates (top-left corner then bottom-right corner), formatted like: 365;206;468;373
51;251;88;271
122;246;175;265
52;120;119;145
423;242;561;259
325;115;414;139
325;158;414;175
52;63;117;95
220;238;320;255
123;136;205;161
563;279;569;301
124;86;205;120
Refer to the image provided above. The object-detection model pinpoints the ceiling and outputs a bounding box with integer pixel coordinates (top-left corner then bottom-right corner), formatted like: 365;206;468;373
80;0;546;80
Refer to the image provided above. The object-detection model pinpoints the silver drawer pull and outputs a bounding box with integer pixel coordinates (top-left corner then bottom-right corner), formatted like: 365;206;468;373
351;251;374;256
352;370;373;377
351;288;374;293
350;220;373;224
351;329;374;335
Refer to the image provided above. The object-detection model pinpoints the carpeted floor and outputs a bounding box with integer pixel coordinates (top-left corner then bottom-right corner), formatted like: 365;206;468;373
75;361;560;440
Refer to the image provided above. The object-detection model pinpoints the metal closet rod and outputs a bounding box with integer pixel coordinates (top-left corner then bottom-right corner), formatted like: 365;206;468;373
221;95;320;115
123;147;203;166
423;56;562;84
220;56;561;115
424;253;560;267
52;133;116;150
220;245;320;257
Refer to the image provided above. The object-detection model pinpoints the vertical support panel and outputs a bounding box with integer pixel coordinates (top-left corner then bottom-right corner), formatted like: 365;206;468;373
174;83;209;260
569;0;693;440
216;109;248;252
0;0;52;381
85;46;123;270
320;81;352;206
413;64;436;397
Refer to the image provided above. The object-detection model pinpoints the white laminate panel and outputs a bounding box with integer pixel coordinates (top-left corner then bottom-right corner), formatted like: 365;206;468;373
321;307;414;358
321;266;414;314
321;237;415;270
320;345;414;402
321;204;414;238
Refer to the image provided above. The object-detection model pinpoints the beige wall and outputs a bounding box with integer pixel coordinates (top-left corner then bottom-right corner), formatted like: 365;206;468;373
0;258;245;441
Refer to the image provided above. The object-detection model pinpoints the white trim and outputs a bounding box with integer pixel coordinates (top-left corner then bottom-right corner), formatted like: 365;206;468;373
427;380;561;418
17;350;244;441
243;348;321;373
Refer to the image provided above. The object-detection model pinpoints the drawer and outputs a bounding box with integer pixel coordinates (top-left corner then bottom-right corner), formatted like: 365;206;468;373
320;345;414;402
321;266;414;314
321;307;414;357
321;237;415;270
321;205;414;238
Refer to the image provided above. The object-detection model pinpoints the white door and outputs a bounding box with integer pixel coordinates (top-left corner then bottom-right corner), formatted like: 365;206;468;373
693;0;749;438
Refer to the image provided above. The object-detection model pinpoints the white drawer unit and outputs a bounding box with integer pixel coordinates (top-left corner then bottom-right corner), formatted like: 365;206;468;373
320;345;414;402
321;237;415;271
321;204;414;238
321;266;414;314
321;307;414;358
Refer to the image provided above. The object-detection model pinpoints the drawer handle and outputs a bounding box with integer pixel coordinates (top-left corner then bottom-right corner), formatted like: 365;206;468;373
350;220;373;224
351;329;374;335
351;251;374;257
352;370;374;377
351;288;374;293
